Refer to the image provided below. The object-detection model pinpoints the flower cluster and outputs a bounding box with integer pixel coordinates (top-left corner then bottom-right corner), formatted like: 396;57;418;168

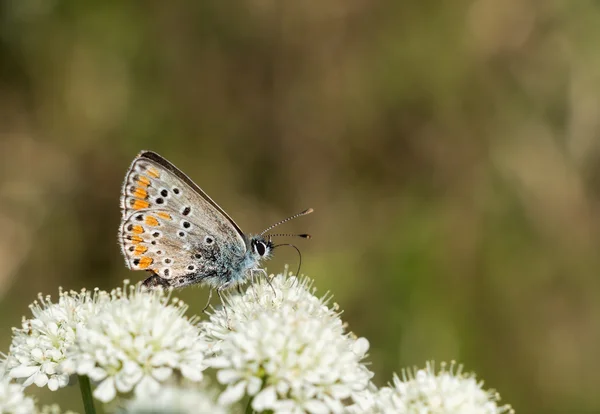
0;377;36;414
203;273;373;413
203;273;340;344
0;376;76;414
62;283;208;403
347;361;513;414
4;288;109;391
0;270;514;414
119;383;227;414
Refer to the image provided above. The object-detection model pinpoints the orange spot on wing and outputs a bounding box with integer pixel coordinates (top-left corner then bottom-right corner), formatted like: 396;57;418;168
157;212;172;220
147;167;160;178
134;245;148;255
132;225;144;234
132;199;150;210
131;235;143;244
145;216;159;226
137;176;151;187
139;256;153;269
133;187;147;199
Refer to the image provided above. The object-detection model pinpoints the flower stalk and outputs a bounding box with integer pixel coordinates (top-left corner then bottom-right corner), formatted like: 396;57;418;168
78;375;96;414
244;398;254;414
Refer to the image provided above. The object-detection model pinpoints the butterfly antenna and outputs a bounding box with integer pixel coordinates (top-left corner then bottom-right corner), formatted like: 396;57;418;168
273;243;303;276
260;208;314;236
268;233;311;239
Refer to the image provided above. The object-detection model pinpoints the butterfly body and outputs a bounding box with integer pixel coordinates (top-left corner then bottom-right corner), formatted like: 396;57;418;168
164;234;273;290
118;151;292;293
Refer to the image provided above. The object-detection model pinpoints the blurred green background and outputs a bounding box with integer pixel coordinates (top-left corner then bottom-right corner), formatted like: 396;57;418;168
1;1;600;412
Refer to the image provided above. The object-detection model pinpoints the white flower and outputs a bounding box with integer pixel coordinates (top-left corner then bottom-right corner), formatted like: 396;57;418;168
0;377;36;414
37;404;78;414
204;271;341;348
62;284;209;403
347;361;514;414
119;383;229;414
344;382;380;413
4;288;108;391
204;272;373;414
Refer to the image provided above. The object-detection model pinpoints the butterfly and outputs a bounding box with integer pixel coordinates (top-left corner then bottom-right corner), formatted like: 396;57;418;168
118;150;312;308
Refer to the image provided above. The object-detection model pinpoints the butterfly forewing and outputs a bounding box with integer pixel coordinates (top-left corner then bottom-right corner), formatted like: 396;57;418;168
119;152;247;279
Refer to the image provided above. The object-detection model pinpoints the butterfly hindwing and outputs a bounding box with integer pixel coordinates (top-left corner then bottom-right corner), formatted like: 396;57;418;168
119;152;247;280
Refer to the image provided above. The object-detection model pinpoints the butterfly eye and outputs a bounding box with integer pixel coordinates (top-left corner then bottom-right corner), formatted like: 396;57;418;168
255;241;266;256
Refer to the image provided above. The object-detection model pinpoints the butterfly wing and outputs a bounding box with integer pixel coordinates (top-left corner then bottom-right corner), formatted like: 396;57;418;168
119;151;247;279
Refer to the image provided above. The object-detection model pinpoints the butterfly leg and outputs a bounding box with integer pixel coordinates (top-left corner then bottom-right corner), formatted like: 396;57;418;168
248;271;259;301
236;285;244;295
141;273;171;291
217;283;231;324
201;289;213;314
252;268;276;297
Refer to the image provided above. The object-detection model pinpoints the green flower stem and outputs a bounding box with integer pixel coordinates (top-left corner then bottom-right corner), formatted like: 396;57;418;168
78;375;96;414
245;397;254;414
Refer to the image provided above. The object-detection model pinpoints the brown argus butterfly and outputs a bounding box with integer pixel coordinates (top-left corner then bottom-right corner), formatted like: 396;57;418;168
119;151;312;309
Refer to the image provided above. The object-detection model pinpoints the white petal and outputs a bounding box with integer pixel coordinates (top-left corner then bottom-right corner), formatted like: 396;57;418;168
88;367;107;382
34;372;48;387
115;372;136;393
42;361;57;375
180;365;203;382
93;377;117;403
206;356;230;369
152;367;173;381
30;348;43;360
304;399;330;414
325;396;344;413
9;366;39;379
253;386;277;411
22;374;36;387
57;374;70;388
275;380;290;395
135;375;160;396
123;360;142;376
218;381;247;406
352;337;370;356
331;384;352;399
75;358;96;375
47;377;59;391
149;350;178;366
247;376;263;395
216;369;240;384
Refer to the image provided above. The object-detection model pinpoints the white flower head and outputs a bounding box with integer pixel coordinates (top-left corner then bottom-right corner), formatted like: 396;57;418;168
37;404;78;414
348;361;514;414
119;383;229;414
62;283;209;403
4;287;109;391
0;377;36;414
204;270;342;345
204;271;373;413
